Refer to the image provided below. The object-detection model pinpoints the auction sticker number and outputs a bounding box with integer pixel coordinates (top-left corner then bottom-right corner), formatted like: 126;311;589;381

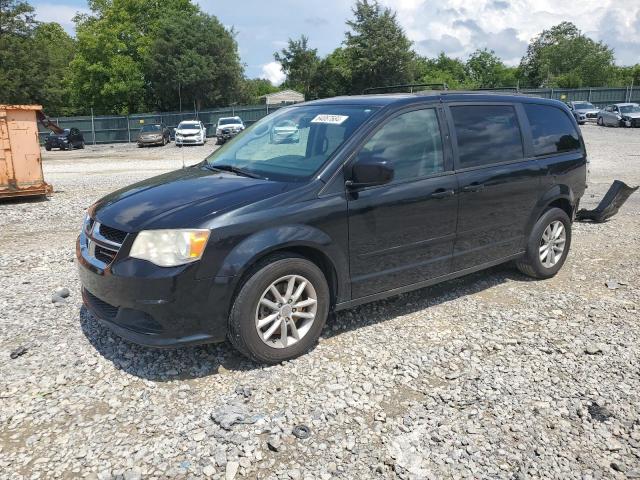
311;114;349;125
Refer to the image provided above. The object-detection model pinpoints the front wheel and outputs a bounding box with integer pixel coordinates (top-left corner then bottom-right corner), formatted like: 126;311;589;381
516;208;571;279
228;254;330;364
597;117;604;126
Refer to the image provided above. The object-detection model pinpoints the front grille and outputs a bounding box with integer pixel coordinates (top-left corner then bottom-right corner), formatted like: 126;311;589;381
586;113;597;118
632;119;640;127
85;290;119;320
98;224;127;244
95;245;117;264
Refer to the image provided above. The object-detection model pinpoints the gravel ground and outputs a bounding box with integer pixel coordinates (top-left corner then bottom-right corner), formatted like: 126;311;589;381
1;125;639;479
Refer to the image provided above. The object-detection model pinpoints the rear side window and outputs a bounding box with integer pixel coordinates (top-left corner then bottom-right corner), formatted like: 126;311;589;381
524;104;581;156
451;105;523;168
359;108;444;183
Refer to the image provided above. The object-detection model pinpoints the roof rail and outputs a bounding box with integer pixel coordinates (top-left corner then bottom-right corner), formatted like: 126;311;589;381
362;83;448;95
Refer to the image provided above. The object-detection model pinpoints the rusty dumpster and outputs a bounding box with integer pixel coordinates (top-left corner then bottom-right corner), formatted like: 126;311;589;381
0;104;52;199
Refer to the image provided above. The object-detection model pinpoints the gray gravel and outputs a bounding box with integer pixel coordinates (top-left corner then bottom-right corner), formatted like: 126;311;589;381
1;126;639;479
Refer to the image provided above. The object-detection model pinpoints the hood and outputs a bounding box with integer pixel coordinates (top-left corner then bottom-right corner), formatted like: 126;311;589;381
91;166;289;232
574;108;600;114
219;123;243;129
622;112;640;119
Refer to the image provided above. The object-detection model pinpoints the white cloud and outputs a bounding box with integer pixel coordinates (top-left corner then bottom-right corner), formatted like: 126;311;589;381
381;0;640;65
33;3;88;34
260;61;286;86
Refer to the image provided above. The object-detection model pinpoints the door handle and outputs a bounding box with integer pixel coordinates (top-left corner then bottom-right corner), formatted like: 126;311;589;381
462;183;485;193
430;189;455;199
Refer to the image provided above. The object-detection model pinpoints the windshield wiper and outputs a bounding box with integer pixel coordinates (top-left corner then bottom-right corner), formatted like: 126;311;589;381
204;164;262;179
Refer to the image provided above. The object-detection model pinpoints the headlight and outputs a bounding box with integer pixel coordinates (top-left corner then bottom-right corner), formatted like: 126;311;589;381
129;229;210;267
216;129;222;135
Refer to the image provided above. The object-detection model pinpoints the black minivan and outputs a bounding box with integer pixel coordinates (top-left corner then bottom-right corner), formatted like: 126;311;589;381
78;93;587;363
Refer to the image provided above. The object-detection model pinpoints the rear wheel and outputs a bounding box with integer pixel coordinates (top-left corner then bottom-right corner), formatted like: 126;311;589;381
516;208;571;279
228;254;329;364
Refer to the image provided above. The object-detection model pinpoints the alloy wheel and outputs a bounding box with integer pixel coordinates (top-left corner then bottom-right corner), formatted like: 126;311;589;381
539;220;566;268
255;275;318;349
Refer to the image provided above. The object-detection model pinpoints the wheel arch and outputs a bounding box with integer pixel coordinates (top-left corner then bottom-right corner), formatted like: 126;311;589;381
219;225;349;314
526;185;576;237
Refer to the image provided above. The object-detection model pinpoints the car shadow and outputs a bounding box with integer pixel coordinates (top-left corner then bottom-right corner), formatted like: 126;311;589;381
80;263;534;382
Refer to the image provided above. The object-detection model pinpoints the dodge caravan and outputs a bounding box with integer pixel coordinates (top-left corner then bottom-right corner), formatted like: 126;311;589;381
78;93;587;363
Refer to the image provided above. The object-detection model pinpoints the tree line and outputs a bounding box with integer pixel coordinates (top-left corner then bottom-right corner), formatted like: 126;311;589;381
1;0;638;117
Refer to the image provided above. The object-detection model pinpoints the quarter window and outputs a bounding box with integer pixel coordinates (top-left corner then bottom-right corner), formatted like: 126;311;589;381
358;108;444;183
524;104;581;156
451;105;524;168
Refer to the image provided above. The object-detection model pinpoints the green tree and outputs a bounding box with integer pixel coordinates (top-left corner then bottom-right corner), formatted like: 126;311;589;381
0;0;74;114
414;53;473;89
343;0;415;94
274;35;320;98
239;78;279;104
69;0;199;114
466;49;516;88
145;11;244;111
519;22;615;88
312;48;352;98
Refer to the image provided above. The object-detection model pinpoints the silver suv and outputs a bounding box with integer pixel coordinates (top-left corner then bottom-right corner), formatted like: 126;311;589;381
567;101;600;125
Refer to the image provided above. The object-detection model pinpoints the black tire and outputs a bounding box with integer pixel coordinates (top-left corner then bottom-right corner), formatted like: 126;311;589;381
228;254;330;364
45;145;51;151
597;117;604;126
516;207;572;279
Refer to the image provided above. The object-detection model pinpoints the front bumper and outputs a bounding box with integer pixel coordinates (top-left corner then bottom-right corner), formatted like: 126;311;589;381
137;137;164;146
46;139;69;149
77;233;233;347
175;136;205;145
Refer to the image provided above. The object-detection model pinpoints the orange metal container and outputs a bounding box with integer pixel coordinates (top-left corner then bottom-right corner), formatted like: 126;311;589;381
0;104;52;199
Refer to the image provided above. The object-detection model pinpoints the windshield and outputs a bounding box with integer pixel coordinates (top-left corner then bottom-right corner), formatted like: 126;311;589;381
50;129;70;136
205;105;378;182
178;122;200;129
620;105;640;114
218;118;241;125
574;102;595;109
140;124;161;132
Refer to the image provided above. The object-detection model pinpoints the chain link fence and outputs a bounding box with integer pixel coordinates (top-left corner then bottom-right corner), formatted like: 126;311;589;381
39;86;639;145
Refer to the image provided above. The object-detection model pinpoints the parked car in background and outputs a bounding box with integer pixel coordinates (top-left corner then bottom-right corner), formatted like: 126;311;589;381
175;121;207;146
567;101;600;125
270;119;300;143
44;128;84;151
78;93;586;364
216;117;245;144
598;103;640;127
137;123;171;147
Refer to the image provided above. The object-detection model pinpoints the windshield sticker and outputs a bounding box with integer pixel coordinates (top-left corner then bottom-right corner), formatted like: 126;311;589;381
311;114;349;125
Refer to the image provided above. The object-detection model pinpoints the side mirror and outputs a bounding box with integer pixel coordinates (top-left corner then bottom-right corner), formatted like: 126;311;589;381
347;153;394;188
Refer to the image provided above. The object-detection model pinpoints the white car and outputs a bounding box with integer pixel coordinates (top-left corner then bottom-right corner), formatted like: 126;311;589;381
175;121;207;146
215;117;245;144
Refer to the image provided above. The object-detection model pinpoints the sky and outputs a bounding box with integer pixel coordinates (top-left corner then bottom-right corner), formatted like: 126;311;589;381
33;0;640;85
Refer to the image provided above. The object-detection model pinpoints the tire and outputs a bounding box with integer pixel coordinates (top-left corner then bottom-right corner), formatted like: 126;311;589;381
516;207;572;279
597;117;603;126
228;254;330;364
45;146;51;151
